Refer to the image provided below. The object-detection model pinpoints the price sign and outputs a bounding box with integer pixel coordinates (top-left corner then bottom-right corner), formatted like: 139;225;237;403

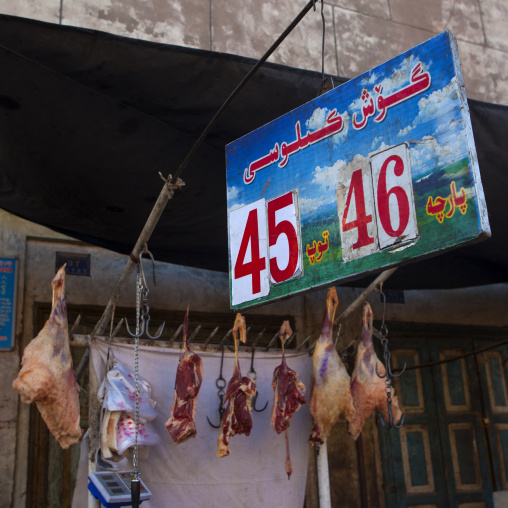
226;31;490;309
230;192;302;306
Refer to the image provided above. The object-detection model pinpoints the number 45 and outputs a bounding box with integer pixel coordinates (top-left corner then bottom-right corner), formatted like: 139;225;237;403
229;191;302;306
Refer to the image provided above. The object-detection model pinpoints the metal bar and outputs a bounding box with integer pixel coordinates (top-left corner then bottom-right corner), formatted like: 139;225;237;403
285;331;298;348
168;324;183;346
297;333;314;350
188;324;202;343
170;0;316;185
317;442;331;508
203;326;220;349
265;330;281;351
75;348;90;384
69;313;82;337
250;328;266;350
334;268;398;326
112;318;124;339
220;328;233;346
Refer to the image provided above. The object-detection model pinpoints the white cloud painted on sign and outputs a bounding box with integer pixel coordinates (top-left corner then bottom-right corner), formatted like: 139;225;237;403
305;108;350;144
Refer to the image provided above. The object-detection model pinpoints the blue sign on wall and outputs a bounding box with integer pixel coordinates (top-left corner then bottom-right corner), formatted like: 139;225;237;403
0;258;17;350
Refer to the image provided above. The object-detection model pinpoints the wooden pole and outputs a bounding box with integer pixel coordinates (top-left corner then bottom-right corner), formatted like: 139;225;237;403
335;268;398;326
91;177;183;339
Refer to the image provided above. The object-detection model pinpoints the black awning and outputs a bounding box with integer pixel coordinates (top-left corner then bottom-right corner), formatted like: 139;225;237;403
0;14;507;289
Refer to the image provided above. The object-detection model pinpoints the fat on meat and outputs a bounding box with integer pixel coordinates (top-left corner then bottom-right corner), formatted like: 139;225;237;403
216;314;256;458
348;302;402;440
308;287;355;445
271;320;306;478
165;307;203;444
12;265;82;449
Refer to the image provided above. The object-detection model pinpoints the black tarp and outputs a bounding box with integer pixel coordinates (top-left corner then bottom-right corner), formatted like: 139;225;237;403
0;14;507;289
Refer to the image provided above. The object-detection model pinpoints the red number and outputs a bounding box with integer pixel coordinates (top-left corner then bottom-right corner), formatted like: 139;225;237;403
234;209;266;294
268;193;299;283
376;155;410;237
342;169;375;250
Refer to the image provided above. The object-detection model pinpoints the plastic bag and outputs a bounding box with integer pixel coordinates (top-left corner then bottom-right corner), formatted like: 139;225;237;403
114;412;160;455
100;361;158;421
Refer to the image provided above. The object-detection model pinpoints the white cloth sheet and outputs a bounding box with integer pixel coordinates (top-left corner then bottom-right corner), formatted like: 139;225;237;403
74;338;313;508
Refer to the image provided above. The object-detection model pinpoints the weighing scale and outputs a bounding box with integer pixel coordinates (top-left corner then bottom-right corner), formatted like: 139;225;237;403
88;471;152;508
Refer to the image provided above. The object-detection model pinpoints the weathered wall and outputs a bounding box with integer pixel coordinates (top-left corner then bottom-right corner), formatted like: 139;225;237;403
0;0;505;104
1;0;508;507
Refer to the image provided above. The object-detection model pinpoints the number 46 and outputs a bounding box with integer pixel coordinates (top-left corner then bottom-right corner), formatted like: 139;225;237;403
337;143;418;262
229;191;302;306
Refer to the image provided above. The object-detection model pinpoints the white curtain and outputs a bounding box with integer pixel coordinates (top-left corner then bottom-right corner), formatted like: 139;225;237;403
73;338;313;508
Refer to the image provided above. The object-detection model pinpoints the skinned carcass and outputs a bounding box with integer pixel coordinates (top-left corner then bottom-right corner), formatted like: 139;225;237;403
308;287;356;444
165;307;203;444
12;265;82;449
271;320;306;478
348;301;402;440
216;314;256;458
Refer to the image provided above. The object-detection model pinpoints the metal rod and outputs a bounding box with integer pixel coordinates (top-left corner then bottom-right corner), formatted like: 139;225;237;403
188;324;202;343
170;0;316;184
296;333;314;350
220;328;233;346
203;326;220;349
168;323;183;346
265;330;281;351
317;442;332;508
285;331;298;348
250;329;266;350
69;313;82;337
75;348;90;384
112;318;124;339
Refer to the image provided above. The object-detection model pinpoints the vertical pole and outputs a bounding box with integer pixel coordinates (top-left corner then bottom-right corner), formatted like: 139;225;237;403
317;442;331;508
88;350;101;508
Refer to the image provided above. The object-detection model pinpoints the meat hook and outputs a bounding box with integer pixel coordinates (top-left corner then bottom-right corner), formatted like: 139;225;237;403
378;384;406;430
125;261;165;340
248;343;268;413
207;344;227;429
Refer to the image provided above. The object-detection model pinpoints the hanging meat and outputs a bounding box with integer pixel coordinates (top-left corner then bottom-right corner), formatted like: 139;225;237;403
348;301;402;440
216;313;256;458
165;307;203;444
271;320;306;479
308;287;356;445
12;265;82;449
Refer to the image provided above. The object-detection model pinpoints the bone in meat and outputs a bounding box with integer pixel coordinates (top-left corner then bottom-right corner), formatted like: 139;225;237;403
271;321;306;478
348;302;402;440
308;287;355;445
165;307;203;444
216;314;256;458
12;265;81;449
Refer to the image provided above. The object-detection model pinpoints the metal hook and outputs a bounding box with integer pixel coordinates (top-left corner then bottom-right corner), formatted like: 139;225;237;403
125;264;165;339
248;346;268;413
378;395;406;430
207;345;227;429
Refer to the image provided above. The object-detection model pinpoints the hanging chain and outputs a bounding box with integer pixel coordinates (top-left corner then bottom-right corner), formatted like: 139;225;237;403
133;266;142;479
376;284;405;429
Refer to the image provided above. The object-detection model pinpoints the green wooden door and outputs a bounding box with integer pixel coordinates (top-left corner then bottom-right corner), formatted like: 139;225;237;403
378;336;497;507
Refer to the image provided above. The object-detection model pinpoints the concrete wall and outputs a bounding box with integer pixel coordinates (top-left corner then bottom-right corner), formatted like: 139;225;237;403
0;0;506;105
1;0;508;507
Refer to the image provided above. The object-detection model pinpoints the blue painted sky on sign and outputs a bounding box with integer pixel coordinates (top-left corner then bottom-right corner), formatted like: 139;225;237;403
226;31;468;220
